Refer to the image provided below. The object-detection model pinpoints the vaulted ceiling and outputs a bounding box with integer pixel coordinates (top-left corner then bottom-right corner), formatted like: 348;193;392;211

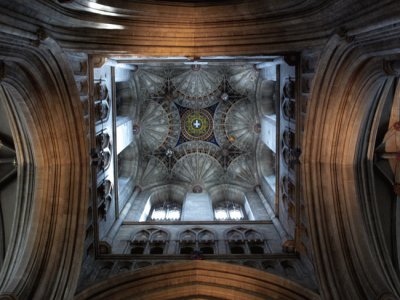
124;63;270;196
1;1;400;299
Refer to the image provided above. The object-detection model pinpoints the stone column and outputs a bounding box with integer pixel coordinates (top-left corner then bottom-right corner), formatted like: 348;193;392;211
255;186;290;243
104;187;140;244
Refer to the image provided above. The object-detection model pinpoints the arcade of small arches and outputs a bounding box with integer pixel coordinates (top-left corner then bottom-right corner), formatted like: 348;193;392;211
128;226;270;256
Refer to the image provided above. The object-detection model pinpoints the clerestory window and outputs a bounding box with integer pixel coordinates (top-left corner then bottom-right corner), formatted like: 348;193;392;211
214;200;246;221
149;200;181;221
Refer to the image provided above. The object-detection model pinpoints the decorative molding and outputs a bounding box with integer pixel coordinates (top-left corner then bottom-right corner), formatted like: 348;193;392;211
75;260;320;300
0;294;17;300
92;56;107;69
0;37;88;299
302;32;400;299
31;27;48;47
0;62;4;81
383;60;400;77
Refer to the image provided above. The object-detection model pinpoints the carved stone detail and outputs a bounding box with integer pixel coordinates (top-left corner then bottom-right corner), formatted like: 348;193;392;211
283;78;295;99
92;56;107;68
282;99;295;119
383;60;400;77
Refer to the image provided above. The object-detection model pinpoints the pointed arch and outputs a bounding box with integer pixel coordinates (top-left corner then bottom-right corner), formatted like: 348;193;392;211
75;261;320;300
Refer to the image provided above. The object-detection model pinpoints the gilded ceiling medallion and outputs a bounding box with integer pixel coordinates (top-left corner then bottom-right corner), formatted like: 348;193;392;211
181;109;214;141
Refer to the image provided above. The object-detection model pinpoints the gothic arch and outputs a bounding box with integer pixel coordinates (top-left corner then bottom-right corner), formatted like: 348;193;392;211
130;228;170;255
75;261;320;300
303;33;400;299
0;37;87;299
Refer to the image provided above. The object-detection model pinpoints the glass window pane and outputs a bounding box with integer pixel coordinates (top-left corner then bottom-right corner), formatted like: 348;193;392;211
166;209;180;220
229;209;243;220
215;209;228;220
151;209;166;220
